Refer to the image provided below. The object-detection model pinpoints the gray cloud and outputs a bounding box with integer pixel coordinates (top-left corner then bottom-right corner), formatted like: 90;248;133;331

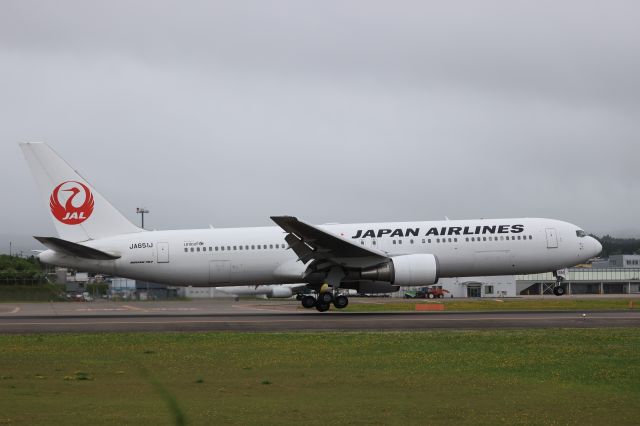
1;0;639;253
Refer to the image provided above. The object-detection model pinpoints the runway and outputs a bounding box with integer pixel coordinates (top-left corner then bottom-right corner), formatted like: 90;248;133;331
1;301;639;333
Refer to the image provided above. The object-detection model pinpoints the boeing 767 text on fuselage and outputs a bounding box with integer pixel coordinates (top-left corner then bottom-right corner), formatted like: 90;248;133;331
21;143;602;311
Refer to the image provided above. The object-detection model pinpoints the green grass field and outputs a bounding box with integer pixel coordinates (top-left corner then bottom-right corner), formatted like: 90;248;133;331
347;297;640;312
1;329;639;425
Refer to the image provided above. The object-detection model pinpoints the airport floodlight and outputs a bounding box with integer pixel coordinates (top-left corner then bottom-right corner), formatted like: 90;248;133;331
136;207;149;229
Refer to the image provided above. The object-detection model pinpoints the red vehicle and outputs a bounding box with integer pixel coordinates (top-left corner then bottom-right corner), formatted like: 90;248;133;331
404;286;450;299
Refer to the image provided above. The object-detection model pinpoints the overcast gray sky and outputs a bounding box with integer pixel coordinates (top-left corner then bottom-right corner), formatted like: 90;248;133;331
1;0;639;253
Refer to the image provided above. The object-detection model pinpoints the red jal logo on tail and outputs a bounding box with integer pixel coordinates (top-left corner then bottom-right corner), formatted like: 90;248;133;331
50;181;95;224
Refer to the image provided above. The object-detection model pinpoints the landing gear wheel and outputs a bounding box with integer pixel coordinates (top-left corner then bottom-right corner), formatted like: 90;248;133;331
301;295;316;309
333;295;349;309
315;301;331;312
553;286;565;296
319;292;334;304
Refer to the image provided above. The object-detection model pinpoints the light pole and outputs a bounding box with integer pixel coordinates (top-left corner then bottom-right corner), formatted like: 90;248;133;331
136;208;149;229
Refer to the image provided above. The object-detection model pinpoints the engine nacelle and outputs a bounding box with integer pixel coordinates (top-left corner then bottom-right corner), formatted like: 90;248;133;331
355;282;400;294
268;286;294;298
360;254;439;287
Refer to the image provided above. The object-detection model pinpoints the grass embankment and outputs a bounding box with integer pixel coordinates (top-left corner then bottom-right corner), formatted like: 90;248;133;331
1;330;639;425
348;298;640;312
0;284;65;302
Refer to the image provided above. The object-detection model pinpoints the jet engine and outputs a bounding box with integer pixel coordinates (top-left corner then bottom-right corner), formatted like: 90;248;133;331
267;286;294;298
360;254;439;286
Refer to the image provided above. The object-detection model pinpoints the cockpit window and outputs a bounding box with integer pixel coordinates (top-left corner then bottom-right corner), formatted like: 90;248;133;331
576;230;586;238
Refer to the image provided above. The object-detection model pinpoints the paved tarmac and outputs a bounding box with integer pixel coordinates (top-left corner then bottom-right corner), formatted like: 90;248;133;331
1;300;639;333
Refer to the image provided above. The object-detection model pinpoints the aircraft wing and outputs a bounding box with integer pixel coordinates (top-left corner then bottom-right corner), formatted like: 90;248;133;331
270;216;388;269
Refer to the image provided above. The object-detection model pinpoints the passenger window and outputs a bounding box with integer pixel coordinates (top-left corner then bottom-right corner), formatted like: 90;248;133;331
398;240;402;245
422;239;426;244
270;244;273;249
184;248;188;252
483;237;486;241
197;247;200;252
372;241;377;245
436;238;440;243
428;239;431;243
454;238;457;242
517;236;521;240
410;239;414;244
448;238;452;243
392;240;396;245
227;246;231;251
251;245;255;250
215;247;219;251
361;240;365;245
529;235;532;240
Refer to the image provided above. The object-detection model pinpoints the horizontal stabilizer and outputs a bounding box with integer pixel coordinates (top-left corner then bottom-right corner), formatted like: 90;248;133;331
34;236;120;260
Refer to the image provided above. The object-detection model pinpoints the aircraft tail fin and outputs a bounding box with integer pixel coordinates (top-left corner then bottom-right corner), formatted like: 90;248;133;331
20;142;143;242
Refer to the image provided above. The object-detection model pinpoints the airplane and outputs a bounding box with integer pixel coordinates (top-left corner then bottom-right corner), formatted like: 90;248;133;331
202;284;307;300
20;142;602;312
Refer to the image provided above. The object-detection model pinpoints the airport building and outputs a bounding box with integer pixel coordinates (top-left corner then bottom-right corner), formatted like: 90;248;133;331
517;268;640;295
429;276;517;298
109;277;178;300
397;257;640;298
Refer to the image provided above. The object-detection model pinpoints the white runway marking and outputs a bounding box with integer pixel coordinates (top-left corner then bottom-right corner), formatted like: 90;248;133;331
122;304;148;312
75;307;200;312
1;314;638;327
232;304;287;313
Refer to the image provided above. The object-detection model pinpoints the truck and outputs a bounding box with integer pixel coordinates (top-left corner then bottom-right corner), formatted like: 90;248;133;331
404;286;450;299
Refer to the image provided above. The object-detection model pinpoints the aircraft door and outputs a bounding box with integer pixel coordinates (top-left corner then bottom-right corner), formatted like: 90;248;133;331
209;260;231;284
157;242;169;263
545;228;558;248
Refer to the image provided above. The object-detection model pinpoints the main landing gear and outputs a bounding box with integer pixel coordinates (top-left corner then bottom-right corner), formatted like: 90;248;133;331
300;292;349;312
303;267;349;312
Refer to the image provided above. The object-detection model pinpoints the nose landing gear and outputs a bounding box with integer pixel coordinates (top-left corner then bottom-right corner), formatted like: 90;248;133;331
552;271;566;296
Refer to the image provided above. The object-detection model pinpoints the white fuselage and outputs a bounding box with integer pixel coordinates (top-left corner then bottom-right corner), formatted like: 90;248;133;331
39;218;602;287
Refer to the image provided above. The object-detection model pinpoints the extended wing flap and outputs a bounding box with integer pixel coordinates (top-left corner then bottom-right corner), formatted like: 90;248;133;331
271;216;387;267
34;236;120;260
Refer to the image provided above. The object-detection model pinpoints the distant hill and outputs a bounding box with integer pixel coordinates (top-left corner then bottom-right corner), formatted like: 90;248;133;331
592;235;640;258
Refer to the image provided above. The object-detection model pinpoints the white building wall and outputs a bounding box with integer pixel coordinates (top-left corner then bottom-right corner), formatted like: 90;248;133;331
177;287;237;299
437;275;516;298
